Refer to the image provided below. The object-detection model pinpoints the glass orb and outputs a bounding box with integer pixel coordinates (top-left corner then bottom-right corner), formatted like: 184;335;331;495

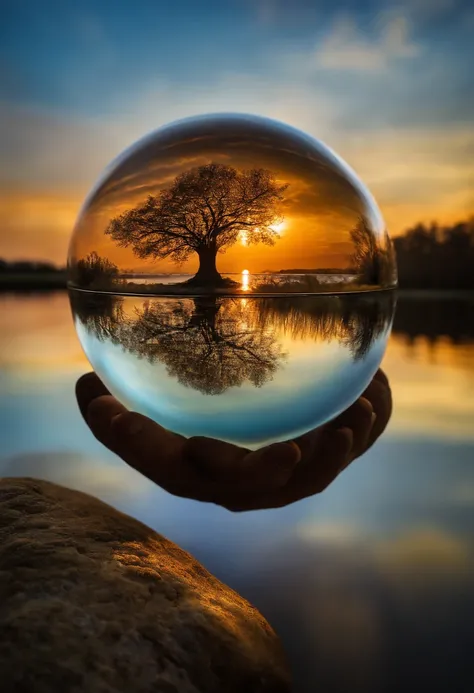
68;113;397;446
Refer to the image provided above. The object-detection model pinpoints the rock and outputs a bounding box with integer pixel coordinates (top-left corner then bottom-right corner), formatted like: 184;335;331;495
0;477;290;693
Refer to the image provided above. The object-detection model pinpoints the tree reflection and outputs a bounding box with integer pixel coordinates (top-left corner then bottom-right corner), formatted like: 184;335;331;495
69;290;125;342
120;298;285;394
254;293;395;360
70;291;395;395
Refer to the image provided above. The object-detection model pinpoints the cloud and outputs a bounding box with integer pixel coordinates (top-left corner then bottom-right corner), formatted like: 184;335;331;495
314;14;420;71
406;0;458;20
1;95;472;265
0;186;82;262
447;482;474;505
0;10;473;265
252;0;321;26
0;102;128;189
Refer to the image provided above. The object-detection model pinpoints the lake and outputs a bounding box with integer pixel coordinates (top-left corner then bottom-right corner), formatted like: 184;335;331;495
124;272;351;285
1;291;473;692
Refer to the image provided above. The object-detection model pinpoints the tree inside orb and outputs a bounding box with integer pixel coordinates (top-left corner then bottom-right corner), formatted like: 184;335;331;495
106;163;288;288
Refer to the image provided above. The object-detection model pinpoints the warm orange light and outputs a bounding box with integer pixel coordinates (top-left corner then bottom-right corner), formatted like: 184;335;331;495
241;268;250;291
271;220;287;234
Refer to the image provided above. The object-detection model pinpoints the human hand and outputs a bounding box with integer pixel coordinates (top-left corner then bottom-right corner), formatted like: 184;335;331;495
76;369;392;511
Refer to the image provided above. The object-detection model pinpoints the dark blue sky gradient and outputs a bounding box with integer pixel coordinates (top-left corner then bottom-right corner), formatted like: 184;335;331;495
2;0;473;121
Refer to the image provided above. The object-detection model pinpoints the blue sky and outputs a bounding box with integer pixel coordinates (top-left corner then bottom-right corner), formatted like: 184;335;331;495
1;0;473;261
3;0;473;121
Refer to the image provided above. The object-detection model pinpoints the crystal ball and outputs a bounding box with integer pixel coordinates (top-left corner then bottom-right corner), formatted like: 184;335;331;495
68;113;397;447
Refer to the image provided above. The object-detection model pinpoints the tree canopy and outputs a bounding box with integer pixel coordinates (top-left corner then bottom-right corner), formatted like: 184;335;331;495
393;217;474;289
69;251;119;290
350;216;395;287
105;163;288;284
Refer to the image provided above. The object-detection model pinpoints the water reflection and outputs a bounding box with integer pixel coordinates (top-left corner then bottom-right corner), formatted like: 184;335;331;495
70;290;395;444
0;292;473;693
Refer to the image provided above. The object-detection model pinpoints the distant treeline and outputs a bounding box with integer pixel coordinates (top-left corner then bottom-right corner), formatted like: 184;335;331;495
278;268;355;275
0;259;65;274
393;218;474;289
0;259;66;290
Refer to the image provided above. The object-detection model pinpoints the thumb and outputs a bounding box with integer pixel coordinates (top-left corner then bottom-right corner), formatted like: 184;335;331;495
109;410;192;487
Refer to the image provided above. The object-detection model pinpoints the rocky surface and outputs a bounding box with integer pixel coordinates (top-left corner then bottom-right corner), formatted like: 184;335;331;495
0;477;290;693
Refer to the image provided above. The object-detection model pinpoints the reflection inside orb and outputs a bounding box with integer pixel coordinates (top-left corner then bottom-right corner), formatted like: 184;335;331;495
70;289;395;446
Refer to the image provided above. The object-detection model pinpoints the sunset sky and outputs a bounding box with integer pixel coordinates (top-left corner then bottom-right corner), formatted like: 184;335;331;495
69;115;384;273
1;0;473;266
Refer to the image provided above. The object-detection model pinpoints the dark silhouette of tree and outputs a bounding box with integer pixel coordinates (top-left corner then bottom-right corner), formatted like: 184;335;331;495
348;216;398;287
70;292;287;395
69;289;124;342
69;251;119;290
0;258;66;290
122;298;285;394
0;259;61;274
339;292;395;358
106;163;288;287
254;294;394;360
382;230;398;286
350;216;381;285
393;217;474;290
71;290;395;397
392;295;474;346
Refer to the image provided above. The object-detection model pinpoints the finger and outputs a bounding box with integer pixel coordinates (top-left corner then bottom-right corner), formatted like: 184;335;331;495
325;396;375;459
202;371;392;511
361;377;392;449
86;404;244;503
373;368;390;389
185;436;301;489
274;426;354;506
108;411;203;492
85;394;128;453
76;372;110;422
280;395;375;502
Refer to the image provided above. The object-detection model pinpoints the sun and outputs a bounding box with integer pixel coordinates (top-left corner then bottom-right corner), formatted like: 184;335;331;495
239;220;286;246
239;230;249;246
271;220;287;233
241;268;250;291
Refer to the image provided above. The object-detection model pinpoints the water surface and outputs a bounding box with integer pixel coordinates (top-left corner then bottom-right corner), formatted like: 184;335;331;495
0;291;473;693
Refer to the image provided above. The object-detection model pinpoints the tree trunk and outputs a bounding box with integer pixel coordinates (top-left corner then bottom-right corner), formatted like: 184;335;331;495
192;246;222;286
188;297;220;336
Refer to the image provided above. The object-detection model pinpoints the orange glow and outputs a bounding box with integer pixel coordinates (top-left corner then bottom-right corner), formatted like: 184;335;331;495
239;230;249;246
271;220;287;233
0;120;473;267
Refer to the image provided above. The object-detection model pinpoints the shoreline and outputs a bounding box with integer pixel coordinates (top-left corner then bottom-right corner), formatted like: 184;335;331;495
1;275;474;298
